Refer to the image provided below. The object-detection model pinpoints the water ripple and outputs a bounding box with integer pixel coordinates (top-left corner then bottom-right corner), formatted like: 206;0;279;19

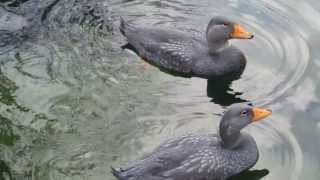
0;0;319;179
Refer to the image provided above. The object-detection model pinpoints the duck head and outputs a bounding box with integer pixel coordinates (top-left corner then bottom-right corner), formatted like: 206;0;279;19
219;103;272;149
206;17;253;53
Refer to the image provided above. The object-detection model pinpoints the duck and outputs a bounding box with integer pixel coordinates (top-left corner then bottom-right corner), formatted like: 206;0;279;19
120;16;253;80
111;103;272;180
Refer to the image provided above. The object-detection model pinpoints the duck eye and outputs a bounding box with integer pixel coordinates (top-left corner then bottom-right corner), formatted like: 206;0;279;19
240;110;248;116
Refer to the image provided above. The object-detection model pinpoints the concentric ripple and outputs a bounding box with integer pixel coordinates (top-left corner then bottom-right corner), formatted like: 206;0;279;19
230;0;310;107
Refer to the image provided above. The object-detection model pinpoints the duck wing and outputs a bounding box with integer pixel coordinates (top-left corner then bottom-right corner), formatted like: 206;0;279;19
157;135;224;179
113;135;222;180
159;146;224;180
120;18;202;76
153;40;196;76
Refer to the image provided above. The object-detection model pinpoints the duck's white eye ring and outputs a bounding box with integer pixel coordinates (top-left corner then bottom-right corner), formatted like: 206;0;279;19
240;110;248;116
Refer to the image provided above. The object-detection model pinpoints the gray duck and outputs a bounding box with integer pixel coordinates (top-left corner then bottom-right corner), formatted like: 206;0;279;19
112;103;272;180
120;17;253;80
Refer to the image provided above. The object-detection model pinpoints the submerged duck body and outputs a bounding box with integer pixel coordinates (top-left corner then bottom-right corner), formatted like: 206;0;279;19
112;103;272;180
120;17;253;80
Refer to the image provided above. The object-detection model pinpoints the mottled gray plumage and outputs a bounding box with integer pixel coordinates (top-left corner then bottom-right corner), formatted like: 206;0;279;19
120;17;251;80
112;103;270;180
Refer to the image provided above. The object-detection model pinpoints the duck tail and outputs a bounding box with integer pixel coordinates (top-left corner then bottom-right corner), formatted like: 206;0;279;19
111;167;125;179
119;17;134;36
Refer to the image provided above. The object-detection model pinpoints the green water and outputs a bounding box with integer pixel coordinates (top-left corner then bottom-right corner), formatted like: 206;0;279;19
1;0;320;179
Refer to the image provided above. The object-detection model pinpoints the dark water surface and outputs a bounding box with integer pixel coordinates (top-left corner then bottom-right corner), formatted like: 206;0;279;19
0;0;320;179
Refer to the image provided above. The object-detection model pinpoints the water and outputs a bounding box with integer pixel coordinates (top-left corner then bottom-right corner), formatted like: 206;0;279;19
0;0;320;179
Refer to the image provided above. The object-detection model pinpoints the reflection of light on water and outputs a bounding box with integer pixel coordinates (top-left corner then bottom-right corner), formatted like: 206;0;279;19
248;112;303;180
269;117;303;180
294;2;320;31
233;6;310;106
287;79;318;111
256;78;319;180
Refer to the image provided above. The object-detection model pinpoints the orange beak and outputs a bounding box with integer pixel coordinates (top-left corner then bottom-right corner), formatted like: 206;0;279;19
231;24;254;39
251;108;272;122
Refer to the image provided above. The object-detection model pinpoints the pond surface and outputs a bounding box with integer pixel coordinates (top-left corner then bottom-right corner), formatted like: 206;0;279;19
0;0;320;179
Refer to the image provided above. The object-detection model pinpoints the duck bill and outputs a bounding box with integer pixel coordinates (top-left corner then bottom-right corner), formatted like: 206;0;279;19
251;108;272;122
231;24;254;39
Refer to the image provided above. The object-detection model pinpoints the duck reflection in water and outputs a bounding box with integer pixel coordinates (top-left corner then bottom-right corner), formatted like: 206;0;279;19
228;169;269;180
207;79;247;106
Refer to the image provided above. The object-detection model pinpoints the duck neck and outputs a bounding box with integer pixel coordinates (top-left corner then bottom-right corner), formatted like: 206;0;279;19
219;126;245;149
208;40;230;54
